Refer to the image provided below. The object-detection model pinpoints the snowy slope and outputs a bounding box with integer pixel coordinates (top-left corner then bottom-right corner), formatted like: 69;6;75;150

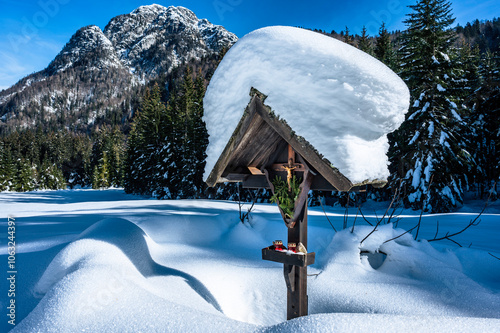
204;26;409;185
1;189;499;332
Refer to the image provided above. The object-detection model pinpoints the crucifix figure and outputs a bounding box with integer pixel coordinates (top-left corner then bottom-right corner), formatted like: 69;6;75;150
273;145;305;193
283;158;297;191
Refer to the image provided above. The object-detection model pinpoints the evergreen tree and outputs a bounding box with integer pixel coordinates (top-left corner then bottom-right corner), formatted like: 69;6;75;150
144;83;169;197
375;23;396;69
192;73;209;196
388;0;472;212
454;44;482;193
458;44;482;107
470;50;500;197
91;126;125;188
65;133;92;188
92;151;110;189
343;26;354;45
14;159;37;192
0;142;14;191
124;84;168;196
39;161;66;190
159;91;180;198
358;26;373;55
123;116;144;194
123;69;209;199
177;69;197;198
109;127;126;187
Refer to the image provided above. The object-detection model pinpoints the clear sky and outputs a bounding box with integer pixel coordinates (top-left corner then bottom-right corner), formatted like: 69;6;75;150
0;0;498;90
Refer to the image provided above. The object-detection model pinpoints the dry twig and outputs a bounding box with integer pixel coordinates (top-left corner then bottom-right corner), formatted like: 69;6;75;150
238;184;260;224
319;195;337;232
426;190;491;246
489;252;500;261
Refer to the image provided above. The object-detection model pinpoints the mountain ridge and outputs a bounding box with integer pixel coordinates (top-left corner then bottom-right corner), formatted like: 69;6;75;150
0;4;237;134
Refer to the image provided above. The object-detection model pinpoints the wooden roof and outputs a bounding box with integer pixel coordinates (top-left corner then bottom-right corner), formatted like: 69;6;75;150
205;90;386;191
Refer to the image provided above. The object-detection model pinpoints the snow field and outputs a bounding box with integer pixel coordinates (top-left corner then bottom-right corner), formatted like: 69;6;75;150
0;189;499;332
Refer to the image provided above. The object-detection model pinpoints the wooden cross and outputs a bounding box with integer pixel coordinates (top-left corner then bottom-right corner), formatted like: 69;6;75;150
272;145;305;191
262;144;316;320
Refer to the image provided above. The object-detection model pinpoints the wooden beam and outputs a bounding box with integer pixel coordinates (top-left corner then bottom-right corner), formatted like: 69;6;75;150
248;166;264;175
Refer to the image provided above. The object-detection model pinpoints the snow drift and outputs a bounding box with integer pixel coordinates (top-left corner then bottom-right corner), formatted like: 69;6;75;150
204;26;410;184
1;190;499;332
13;218;247;332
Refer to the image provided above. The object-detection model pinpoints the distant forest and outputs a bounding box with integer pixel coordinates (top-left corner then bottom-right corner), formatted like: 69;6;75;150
1;1;499;213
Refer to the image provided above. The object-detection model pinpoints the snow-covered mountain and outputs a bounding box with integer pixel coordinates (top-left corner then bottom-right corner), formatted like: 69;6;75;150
104;5;236;79
46;25;124;75
0;5;237;132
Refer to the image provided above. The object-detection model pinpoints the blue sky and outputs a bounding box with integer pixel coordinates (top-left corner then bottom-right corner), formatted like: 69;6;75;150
0;0;498;90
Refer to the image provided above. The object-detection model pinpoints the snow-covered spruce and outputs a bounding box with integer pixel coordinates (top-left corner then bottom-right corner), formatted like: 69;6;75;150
203;26;409;185
389;0;472;213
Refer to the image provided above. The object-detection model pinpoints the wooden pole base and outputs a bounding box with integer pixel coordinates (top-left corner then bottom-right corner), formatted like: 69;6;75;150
284;264;308;319
285;204;308;320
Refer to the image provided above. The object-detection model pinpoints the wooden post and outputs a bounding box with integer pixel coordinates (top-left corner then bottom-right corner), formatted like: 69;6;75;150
285;204;308;319
267;144;313;320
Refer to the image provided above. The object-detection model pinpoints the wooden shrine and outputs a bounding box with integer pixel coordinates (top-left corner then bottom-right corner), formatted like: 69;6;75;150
205;89;385;320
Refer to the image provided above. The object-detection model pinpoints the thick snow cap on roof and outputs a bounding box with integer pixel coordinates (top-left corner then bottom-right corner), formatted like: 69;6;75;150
203;26;409;185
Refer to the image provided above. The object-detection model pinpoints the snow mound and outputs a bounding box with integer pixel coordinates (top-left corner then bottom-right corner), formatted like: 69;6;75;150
263;313;500;333
14;218;252;332
313;225;500;319
204;26;409;184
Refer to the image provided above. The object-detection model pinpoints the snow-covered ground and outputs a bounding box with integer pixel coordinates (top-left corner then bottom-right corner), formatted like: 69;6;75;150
1;189;499;332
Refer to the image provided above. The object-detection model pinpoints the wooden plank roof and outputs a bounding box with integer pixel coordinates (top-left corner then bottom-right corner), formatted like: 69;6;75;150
205;90;386;191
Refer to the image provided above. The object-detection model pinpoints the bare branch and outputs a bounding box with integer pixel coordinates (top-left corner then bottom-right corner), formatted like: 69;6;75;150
238;184;260;224
489;253;500;261
387;183;402;225
433;220;439;239
379;185;400;224
319;195;337;232
444;237;463;247
360;216;384;244
427;190;491;244
413;208;424;241
351;207;359;233
358;208;374;226
428;218;480;243
343;193;350;230
383;223;419;244
358;183;403;245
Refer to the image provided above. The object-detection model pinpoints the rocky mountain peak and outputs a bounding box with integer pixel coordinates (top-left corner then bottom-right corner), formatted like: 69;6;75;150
46;25;122;75
103;4;237;79
0;5;237;133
